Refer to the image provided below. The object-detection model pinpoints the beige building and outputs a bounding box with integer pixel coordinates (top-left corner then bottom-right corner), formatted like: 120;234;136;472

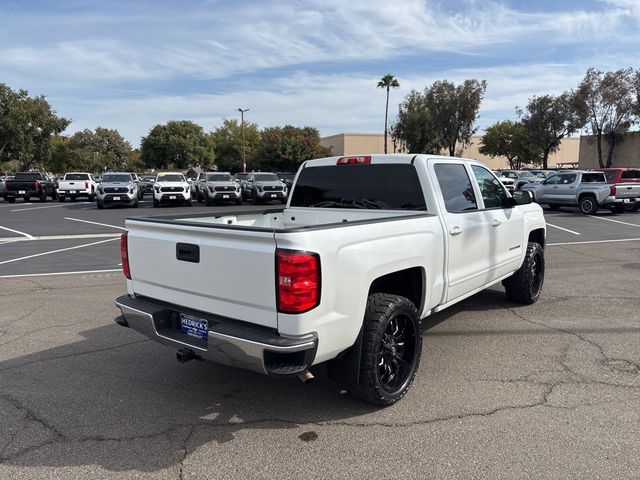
578;132;640;169
321;133;581;169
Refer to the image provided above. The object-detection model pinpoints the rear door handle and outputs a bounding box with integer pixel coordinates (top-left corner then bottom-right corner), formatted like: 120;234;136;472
491;219;502;227
449;226;463;236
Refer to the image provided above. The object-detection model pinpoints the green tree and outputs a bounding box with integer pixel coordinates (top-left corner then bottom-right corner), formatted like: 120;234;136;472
393;90;439;154
212;119;259;172
393;79;487;156
377;74;400;154
68;127;134;172
141;120;215;170
255;125;331;172
480;120;542;169
576;67;638;168
0;83;70;170
518;93;585;170
424;79;487;156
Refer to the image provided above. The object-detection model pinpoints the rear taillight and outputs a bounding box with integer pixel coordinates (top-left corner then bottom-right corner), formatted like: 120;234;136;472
85;181;89;189
610;185;616;196
276;250;320;314
336;156;371;165
120;232;131;280
34;180;40;190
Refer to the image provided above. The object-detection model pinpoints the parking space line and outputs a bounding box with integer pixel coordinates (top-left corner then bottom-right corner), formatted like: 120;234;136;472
0;238;118;265
0;269;121;279
10;204;67;212
588;215;640;228
0;225;34;239
545;223;580;235
64;217;126;230
0;233;121;244
548;237;640;246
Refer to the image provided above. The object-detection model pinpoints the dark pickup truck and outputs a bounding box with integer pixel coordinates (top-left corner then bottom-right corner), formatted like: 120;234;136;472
3;172;57;203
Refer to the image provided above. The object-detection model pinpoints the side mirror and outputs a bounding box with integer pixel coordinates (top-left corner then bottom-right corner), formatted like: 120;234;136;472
511;190;532;206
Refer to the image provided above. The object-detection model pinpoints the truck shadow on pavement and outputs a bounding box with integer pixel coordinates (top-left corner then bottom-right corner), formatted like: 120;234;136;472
0;321;380;473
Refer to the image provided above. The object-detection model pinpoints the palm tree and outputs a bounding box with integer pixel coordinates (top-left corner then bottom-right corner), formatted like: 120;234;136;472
377;74;400;154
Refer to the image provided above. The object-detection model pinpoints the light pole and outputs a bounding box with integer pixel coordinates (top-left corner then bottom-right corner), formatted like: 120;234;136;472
237;108;250;172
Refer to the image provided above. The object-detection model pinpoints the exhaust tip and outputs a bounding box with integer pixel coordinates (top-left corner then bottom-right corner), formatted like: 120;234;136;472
298;370;315;384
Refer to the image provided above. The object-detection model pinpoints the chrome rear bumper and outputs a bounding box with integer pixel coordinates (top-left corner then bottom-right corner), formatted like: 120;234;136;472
114;295;317;377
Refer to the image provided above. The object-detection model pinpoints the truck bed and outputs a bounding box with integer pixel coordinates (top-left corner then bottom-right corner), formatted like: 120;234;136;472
125;208;432;330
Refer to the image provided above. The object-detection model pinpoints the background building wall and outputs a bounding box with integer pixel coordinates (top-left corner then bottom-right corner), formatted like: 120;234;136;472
578;132;640;169
321;133;581;169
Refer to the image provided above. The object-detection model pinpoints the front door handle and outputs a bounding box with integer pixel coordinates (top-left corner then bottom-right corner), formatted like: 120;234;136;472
449;226;463;236
491;219;502;227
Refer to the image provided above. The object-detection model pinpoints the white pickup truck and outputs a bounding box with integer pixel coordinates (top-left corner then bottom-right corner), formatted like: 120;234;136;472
115;155;546;405
57;172;97;202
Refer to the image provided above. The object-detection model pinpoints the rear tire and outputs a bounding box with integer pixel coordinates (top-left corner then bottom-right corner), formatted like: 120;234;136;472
350;294;421;406
8;197;15;203
58;195;66;202
88;193;95;202
23;195;30;202
578;195;598;215
503;242;545;305
70;196;76;202
631;203;640;212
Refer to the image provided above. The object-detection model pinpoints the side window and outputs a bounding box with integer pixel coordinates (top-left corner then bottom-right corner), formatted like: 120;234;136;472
471;165;509;209
562;174;576;184
434;164;478;213
544;175;562;185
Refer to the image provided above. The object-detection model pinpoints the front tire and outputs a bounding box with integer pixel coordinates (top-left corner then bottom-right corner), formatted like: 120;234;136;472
579;195;598;215
351;294;421;406
96;200;104;209
503;242;544;305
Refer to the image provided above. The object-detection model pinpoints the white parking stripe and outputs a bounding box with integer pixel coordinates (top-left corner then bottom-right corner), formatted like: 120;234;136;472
0;233;121;244
0;269;121;279
548;238;640;246
10;204;67;212
545;223;580;235
588;215;640;228
0;238;118;265
64;217;126;230
0;225;34;239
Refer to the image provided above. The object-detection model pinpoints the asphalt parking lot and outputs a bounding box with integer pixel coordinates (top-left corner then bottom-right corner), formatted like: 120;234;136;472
1;200;639;479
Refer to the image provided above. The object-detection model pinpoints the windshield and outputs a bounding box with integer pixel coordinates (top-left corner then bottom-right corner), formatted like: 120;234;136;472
65;173;90;180
254;174;279;182
141;176;155;182
206;174;232;182
278;173;295;180
156;174;185;182
290;164;426;210
102;174;131;183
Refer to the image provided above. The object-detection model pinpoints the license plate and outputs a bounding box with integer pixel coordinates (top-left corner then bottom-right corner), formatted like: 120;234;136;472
113;196;121;201
18;190;25;194
623;199;630;203
170;195;176;200
180;313;208;341
223;194;229;198
70;190;76;194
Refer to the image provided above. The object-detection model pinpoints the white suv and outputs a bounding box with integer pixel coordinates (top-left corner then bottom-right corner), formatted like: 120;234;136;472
153;172;192;207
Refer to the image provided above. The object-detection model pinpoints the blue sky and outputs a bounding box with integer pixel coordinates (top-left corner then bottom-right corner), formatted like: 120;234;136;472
1;0;638;146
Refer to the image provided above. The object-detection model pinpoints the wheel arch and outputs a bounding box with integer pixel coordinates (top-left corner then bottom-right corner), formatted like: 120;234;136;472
528;228;545;249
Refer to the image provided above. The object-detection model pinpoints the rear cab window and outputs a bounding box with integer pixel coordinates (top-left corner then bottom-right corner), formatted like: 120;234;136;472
290;164;426;210
65;173;90;181
581;173;605;183
621;170;640;180
433;163;478;213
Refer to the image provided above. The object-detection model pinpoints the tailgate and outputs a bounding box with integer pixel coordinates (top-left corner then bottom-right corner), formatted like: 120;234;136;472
126;219;278;328
615;184;640;199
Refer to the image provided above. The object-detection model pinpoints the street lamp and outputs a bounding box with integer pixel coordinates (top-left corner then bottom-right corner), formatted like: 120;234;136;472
237;108;250;172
